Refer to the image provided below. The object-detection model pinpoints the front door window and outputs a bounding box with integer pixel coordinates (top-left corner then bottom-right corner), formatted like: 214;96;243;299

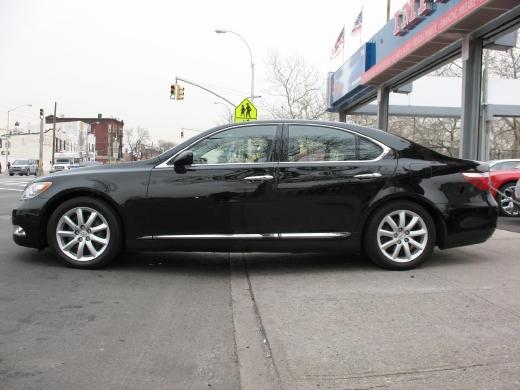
185;125;278;165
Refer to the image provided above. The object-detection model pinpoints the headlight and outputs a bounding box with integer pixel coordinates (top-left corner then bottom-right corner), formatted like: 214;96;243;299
21;182;52;200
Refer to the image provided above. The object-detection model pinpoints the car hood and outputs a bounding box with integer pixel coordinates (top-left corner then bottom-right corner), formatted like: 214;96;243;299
42;160;154;180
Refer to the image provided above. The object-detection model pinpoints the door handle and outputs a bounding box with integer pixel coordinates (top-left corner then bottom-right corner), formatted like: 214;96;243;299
243;175;274;181
354;173;382;179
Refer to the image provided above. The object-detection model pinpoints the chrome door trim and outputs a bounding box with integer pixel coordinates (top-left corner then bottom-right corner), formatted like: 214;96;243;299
353;173;383;179
243;175;274;181
138;232;350;240
278;232;351;239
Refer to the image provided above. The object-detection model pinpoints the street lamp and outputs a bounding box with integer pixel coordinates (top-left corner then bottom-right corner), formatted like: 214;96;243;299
4;104;32;173
214;101;233;123
215;29;255;101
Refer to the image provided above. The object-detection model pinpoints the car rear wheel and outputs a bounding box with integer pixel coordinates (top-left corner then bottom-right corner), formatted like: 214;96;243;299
364;201;435;270
497;182;520;217
47;197;122;268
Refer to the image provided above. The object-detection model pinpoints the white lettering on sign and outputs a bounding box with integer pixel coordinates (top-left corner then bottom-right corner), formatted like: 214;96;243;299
394;0;450;36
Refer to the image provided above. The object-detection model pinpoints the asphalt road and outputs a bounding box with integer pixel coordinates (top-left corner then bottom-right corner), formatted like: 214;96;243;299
0;177;239;390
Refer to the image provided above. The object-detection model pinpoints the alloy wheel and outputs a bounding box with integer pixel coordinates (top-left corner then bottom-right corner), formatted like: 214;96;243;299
376;210;428;263
499;185;520;216
56;207;110;261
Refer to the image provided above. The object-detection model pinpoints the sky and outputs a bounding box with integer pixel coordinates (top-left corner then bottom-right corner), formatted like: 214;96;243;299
0;0;407;144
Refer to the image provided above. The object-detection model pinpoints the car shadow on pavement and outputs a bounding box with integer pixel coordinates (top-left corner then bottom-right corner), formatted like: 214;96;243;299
13;246;491;275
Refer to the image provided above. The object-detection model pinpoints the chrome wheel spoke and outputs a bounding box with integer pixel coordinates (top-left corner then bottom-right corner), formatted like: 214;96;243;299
76;240;85;259
405;216;419;231
409;238;425;251
62;238;78;251
91;224;108;233
378;229;394;238
86;241;98;257
392;243;402;259
85;211;98;228
76;208;85;226
63;216;77;230
403;242;412;259
398;211;406;228
381;238;398;250
57;230;75;238
90;235;108;245
384;216;398;231
409;229;426;237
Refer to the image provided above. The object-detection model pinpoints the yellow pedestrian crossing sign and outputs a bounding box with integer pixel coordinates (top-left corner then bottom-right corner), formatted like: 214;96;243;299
234;98;257;123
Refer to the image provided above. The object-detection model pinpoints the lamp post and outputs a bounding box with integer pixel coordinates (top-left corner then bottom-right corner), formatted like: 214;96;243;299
214;102;233;123
4;104;32;173
215;29;255;101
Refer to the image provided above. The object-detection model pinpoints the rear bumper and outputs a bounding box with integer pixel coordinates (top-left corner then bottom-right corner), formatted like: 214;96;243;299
437;199;498;249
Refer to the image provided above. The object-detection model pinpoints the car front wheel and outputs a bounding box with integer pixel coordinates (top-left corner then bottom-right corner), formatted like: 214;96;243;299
47;197;121;268
364;201;435;270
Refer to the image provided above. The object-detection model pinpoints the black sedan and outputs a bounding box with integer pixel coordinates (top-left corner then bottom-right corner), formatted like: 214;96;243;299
12;120;497;270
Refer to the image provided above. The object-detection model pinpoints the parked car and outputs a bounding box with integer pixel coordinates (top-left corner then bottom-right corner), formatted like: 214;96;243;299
12;120;497;270
8;159;38;176
490;169;520;216
488;159;520;171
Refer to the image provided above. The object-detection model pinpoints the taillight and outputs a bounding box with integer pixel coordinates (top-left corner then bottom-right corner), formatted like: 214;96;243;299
462;172;490;192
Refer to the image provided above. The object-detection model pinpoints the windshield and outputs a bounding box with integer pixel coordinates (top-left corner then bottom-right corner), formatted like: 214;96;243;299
13;160;28;165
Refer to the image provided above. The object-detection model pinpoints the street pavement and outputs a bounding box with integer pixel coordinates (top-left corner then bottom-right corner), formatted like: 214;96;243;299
1;178;519;389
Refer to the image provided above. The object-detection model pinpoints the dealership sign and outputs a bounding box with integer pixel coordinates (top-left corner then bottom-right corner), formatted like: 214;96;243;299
394;0;450;36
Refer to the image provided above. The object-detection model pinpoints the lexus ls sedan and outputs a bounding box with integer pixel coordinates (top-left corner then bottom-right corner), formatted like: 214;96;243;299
12;121;497;270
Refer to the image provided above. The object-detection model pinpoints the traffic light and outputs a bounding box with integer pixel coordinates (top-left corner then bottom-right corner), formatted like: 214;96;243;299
176;84;185;100
39;109;44;119
181;129;184;138
170;84;176;99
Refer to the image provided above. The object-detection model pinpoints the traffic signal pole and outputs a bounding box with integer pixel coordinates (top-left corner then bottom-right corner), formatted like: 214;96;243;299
37;109;44;176
172;76;235;107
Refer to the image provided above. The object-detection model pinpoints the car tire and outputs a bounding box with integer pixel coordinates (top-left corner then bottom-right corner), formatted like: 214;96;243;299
9;173;13;176
47;197;122;269
364;201;436;270
497;182;520;217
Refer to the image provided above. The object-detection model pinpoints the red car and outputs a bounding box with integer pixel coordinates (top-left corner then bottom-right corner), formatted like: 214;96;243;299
489;169;520;216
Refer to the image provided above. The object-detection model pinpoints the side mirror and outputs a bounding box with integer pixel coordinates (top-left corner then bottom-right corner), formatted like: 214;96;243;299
173;150;193;167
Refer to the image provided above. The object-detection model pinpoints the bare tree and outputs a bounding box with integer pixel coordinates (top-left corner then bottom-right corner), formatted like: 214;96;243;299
264;51;335;120
125;126;150;161
156;139;177;153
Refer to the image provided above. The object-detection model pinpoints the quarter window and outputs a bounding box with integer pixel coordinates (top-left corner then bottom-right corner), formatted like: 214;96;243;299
188;125;277;165
358;137;383;160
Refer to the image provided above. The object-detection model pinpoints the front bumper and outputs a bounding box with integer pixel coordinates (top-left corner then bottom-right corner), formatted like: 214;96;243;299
12;202;46;249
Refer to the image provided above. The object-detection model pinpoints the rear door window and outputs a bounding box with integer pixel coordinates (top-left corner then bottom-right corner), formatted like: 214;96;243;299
285;125;384;162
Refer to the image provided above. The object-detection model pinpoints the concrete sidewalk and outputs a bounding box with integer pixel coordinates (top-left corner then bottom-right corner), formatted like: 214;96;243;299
232;229;520;389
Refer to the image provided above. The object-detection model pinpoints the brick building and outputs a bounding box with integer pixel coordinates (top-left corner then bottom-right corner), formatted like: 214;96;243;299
46;114;124;164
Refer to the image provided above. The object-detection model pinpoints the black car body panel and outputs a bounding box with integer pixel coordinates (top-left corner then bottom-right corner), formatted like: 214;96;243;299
12;120;497;256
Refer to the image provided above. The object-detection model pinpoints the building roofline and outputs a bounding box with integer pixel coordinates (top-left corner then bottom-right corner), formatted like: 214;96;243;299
45;115;124;126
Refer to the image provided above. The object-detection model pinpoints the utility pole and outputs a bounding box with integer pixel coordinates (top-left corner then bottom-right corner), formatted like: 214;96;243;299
52;102;57;165
38;109;44;176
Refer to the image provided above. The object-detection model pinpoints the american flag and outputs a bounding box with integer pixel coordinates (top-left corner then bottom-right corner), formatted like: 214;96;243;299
351;9;363;35
330;26;345;60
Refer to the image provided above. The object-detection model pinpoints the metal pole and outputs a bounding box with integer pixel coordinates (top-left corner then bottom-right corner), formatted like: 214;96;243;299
175;76;236;106
38;110;44;176
5;111;10;172
377;87;390;131
52;102;57;165
460;36;483;160
387;0;391;22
